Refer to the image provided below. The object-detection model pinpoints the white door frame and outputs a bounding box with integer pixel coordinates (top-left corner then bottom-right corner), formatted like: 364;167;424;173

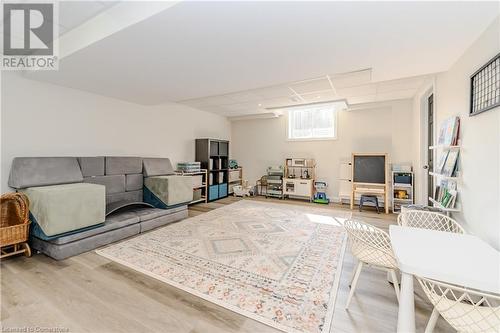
416;81;436;205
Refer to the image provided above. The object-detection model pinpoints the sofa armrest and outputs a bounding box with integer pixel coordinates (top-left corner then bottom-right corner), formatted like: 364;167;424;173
21;183;105;236
144;175;193;208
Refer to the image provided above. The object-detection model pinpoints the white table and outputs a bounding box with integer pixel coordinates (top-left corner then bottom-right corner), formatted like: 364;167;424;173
389;226;500;333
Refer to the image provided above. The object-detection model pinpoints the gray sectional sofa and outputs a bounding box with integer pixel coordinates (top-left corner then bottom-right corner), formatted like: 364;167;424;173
8;156;192;260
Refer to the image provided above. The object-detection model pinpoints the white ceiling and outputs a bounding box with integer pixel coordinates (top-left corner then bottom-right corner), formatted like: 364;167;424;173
1;1;118;44
58;1;118;36
25;1;500;115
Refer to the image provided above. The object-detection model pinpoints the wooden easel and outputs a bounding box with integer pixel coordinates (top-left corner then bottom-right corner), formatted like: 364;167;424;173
350;153;389;214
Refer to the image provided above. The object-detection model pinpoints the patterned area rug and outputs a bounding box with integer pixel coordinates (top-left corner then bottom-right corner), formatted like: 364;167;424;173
97;200;348;333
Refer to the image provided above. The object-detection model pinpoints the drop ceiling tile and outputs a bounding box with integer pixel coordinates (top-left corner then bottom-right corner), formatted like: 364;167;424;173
197;95;236;106
336;84;377;98
289;77;332;94
252;85;293;99
222;102;262;111
347;95;377;105
261;97;301;108
226;91;260;103
376;77;426;93
300;90;337;102
330;69;372;89
376;89;416;101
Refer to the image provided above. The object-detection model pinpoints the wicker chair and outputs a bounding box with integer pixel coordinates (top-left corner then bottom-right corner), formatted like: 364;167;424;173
398;210;465;234
344;219;400;309
417;276;500;333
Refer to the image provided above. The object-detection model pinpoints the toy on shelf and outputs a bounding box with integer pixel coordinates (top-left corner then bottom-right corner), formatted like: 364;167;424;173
313;181;329;204
228;159;239;169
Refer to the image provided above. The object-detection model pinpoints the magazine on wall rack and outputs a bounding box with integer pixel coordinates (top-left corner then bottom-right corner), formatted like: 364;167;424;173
435;180;457;208
436;151;449;174
437;116;460;146
442;150;459;177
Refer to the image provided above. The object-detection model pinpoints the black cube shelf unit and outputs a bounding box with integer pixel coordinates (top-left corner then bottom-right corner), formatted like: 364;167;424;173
195;138;229;202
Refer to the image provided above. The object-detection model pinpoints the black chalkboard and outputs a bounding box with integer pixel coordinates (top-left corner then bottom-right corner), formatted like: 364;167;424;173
353;155;386;184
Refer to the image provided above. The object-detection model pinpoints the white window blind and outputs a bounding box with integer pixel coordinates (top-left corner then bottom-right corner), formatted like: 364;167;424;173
288;104;337;140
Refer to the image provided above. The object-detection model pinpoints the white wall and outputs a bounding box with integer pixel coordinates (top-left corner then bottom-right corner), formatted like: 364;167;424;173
0;72;231;192
231;99;414;201
432;17;500;249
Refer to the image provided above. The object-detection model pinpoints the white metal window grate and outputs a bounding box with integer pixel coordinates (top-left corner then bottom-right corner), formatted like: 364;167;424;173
470;53;500;116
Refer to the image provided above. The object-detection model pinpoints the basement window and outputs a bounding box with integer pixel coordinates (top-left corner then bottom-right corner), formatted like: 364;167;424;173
287;104;337;140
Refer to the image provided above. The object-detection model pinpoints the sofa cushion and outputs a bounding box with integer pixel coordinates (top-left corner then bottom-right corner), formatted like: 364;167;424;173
106;190;143;205
106;200;153;216
9;157;83;189
129;206;186;222
20;183;105;236
139;208;188;233
105;157;142;175
78;157;105;177
49;211;139;245
144;175;192;207
126;174;143;191
32;224;140;260
84;175;126;194
142;158;175;177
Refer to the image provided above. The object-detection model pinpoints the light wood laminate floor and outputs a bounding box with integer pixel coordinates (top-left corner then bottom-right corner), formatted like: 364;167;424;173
1;197;454;332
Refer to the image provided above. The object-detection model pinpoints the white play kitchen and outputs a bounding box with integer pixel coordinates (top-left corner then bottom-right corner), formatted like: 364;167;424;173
282;158;316;201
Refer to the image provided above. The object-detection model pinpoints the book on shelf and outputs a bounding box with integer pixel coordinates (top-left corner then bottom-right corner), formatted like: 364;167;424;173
434;185;441;202
436;151;449;174
441;189;451;207
441;150;459;177
446;190;457;208
434;180;457;208
440;189;457;208
437;116;460;146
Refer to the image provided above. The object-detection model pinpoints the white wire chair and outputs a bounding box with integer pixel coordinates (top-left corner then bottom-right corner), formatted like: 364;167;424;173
417;276;500;333
398;209;466;331
398;210;466;234
344;218;400;309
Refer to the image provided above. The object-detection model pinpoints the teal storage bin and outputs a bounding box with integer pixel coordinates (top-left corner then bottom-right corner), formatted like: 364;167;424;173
209;185;219;201
219;183;228;197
